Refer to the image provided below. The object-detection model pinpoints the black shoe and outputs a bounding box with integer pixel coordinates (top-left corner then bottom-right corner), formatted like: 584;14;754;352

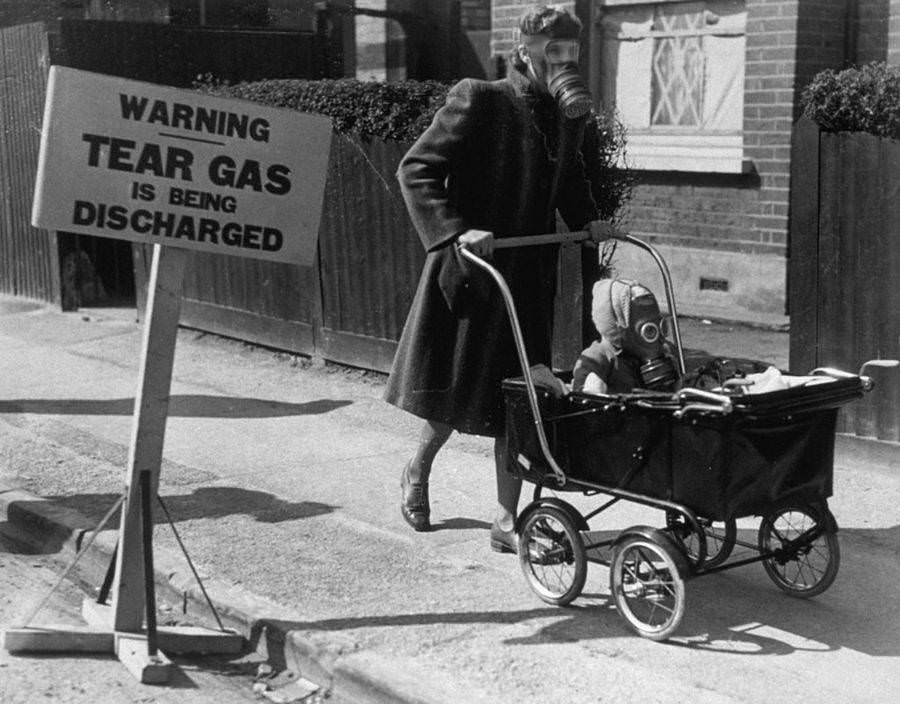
401;464;431;532
490;523;518;554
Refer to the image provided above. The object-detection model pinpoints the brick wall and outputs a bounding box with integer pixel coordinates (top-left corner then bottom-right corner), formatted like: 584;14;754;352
622;0;847;260
630;1;846;258
487;1;866;322
461;0;491;30
491;0;578;57
487;1;857;258
856;0;890;63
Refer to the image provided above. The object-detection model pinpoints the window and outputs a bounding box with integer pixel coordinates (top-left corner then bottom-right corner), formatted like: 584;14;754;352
597;0;747;172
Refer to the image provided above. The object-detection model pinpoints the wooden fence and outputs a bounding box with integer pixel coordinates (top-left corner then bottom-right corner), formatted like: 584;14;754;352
135;135;425;373
136;134;586;374
790;117;900;442
0;19;327;307
0;24;58;302
2;19;586;375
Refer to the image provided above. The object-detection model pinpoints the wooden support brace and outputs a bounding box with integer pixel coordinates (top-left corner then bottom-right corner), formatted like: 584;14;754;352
2;246;245;684
115;633;174;685
81;597;113;630
83;598;242;654
113;245;187;633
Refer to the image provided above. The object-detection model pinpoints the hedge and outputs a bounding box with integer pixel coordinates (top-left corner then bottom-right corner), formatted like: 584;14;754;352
801;62;900;139
197;76;450;142
198;76;633;220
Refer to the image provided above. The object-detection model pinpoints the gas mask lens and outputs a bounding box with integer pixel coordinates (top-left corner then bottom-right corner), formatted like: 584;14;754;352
660;315;673;340
638;321;660;344
544;40;580;64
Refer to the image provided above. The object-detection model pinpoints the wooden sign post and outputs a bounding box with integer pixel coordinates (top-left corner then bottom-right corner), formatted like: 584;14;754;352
2;67;332;684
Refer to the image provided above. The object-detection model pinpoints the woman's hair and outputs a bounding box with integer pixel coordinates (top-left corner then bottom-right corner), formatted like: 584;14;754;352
509;6;582;71
518;6;582;39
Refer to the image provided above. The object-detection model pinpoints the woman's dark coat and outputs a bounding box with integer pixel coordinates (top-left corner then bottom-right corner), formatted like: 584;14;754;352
384;68;601;437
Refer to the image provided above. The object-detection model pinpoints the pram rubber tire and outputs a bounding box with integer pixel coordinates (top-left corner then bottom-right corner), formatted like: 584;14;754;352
610;527;687;641
757;501;840;598
518;504;587;607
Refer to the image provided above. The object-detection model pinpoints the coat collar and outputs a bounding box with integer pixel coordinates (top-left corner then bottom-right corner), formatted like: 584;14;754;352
504;64;554;107
505;65;534;97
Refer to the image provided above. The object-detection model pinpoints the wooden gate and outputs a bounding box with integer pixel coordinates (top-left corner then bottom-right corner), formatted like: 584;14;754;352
789;117;900;442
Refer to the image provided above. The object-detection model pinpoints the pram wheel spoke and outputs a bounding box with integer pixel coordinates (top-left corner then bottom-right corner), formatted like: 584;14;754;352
665;511;736;570
518;505;587;607
610;530;686;641
758;502;840;598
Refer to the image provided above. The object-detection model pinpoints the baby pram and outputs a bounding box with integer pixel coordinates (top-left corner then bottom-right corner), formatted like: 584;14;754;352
460;227;896;641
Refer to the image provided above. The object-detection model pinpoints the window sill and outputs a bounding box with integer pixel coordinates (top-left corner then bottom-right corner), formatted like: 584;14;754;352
621;133;748;173
599;0;687;6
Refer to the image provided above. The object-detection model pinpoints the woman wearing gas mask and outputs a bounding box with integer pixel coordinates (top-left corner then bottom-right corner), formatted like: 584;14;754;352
385;6;604;551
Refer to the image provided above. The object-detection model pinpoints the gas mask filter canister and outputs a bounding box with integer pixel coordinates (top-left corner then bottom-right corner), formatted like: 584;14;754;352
625;294;678;390
541;39;593;119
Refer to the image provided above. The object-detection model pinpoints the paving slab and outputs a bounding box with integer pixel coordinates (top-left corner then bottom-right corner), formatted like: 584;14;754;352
1;296;899;704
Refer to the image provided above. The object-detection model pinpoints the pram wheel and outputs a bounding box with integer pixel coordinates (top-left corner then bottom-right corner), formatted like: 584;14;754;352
610;527;687;641
518;505;587;606
758;502;840;598
665;511;736;570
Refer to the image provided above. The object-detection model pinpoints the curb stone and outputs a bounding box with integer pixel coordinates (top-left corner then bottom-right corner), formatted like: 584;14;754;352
0;483;493;704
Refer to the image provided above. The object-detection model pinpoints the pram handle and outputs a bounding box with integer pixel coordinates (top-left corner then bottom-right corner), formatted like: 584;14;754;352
674;403;732;419
459;243;568;485
811;359;899;392
459;226;689;486
492;223;623;249
472;227;687;377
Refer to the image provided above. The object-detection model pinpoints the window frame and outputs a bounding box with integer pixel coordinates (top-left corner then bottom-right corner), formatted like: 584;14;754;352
593;0;749;173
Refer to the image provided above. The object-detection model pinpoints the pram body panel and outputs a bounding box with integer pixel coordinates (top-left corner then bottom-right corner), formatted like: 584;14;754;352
461;230;884;638
503;375;864;521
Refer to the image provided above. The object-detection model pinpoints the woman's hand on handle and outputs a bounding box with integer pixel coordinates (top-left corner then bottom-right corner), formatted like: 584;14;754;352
457;229;495;257
586;220;622;246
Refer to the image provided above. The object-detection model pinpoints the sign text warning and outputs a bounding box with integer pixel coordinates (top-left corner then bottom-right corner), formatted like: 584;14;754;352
32;67;332;265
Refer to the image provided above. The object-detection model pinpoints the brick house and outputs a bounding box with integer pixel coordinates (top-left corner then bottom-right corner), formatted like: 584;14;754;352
492;0;900;326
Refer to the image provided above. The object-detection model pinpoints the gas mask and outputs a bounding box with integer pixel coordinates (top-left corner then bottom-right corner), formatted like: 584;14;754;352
624;292;678;390
592;278;679;391
523;37;593;119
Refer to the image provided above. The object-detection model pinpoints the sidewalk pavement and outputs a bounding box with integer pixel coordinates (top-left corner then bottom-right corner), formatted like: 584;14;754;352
1;295;899;704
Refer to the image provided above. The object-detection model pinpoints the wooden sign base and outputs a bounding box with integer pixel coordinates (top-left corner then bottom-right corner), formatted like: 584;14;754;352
2;244;242;684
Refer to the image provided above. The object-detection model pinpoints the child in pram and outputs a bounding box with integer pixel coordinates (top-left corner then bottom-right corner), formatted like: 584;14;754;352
572;277;679;395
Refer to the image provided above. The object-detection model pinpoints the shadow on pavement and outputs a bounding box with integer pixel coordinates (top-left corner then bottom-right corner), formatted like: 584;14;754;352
59;487;338;525
241;523;900;662
433;517;492;531
0;396;352;418
0;487;337;555
663;524;900;658
250;607;566;671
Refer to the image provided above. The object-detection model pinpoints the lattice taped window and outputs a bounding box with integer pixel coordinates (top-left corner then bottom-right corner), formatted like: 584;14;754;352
597;0;747;172
650;4;706;127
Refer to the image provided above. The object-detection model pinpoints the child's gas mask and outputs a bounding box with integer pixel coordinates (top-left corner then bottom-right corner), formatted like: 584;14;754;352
592;278;679;390
522;36;593;119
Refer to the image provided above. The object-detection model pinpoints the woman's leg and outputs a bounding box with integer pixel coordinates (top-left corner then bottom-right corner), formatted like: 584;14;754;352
491;434;521;552
401;420;452;531
407;420;452;483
